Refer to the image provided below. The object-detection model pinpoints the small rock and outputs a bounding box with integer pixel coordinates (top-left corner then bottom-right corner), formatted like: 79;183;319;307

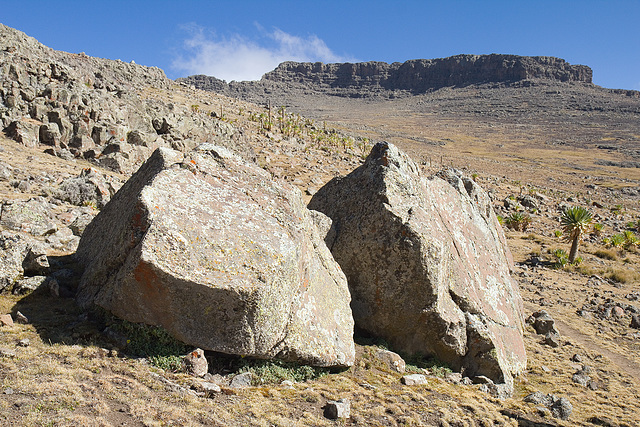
229;372;253;388
524;391;553;407
324;398;350;419
527;310;560;336
524;392;572;420
445;372;463;384
14;311;29;324
183;348;208;377
570;354;582;363
0;348;17;358
22;246;49;275
12;276;52;295
544;332;560;348
375;348;406;373
401;374;427;385
17;338;30;347
630;314;640;329
3;388;14;395
612;306;625;318
551;397;572;420
0;314;14;327
199;381;221;396
572;372;590;387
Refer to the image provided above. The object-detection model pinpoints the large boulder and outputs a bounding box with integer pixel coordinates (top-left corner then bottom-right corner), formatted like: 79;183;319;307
308;142;526;391
75;145;355;367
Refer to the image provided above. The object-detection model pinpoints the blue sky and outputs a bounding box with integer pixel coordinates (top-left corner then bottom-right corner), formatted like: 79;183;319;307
2;1;639;89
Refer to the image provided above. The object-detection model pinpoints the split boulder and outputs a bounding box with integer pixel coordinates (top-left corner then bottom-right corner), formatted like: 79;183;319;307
75;145;355;367
308;142;526;392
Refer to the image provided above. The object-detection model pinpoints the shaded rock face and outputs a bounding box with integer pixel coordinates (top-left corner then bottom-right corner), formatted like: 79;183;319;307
75;146;355;368
265;55;592;91
0;24;252;173
308;142;526;387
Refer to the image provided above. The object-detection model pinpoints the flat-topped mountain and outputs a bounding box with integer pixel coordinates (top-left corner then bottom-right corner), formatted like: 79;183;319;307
180;54;593;99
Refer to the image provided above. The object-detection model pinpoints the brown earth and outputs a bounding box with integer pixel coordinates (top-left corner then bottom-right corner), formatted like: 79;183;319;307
1;74;640;426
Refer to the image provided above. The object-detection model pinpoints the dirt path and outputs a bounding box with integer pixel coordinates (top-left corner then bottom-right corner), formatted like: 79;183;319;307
552;318;640;382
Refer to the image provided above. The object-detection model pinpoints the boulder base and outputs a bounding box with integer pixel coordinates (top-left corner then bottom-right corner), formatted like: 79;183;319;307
76;146;355;367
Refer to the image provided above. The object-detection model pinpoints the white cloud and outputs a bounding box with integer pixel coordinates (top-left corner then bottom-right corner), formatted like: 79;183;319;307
172;26;352;82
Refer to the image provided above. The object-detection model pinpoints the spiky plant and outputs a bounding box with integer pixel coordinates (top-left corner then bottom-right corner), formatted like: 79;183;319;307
561;206;593;263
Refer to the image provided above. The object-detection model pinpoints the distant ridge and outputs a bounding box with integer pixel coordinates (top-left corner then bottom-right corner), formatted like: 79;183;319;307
178;54;593;99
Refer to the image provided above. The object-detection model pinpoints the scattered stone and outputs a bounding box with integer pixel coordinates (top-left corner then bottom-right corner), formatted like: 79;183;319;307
21;245;49;275
375;348;406;373
570;354;583;363
17;338;30;347
0;314;14;327
183;348;208;377
527;310;560;336
12;275;51;294
324;398;350;420
198;381;221;396
612;306;625;318
0;231;37;291
524;392;572;420
572;369;591;387
45;227;80;251
0;198;57;235
630;314;640;329
229;372;253;388
445;372;463;384
14;311;29;324
280;380;295;389
551;397;573;420
55;167;114;209
401;374;428;385
544;331;561;348
0;347;16;357
68;211;95;237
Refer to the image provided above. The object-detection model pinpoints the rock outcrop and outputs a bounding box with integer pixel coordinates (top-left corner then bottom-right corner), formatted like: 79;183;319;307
308;142;526;392
75;145;355;368
180;54;592;100
0;24;252;174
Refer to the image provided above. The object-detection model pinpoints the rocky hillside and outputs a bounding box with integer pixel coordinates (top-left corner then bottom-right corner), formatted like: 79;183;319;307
0;23;252;175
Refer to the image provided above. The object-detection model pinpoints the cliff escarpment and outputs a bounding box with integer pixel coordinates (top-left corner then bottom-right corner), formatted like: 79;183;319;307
179;54;593;99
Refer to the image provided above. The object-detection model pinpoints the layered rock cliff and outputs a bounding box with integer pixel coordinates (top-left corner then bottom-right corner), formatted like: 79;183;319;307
180;54;592;99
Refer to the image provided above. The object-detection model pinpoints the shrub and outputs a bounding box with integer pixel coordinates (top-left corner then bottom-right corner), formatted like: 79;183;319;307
552;248;569;269
505;212;531;232
610;233;625;248
110;320;190;372
623;230;638;250
592;223;604;237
